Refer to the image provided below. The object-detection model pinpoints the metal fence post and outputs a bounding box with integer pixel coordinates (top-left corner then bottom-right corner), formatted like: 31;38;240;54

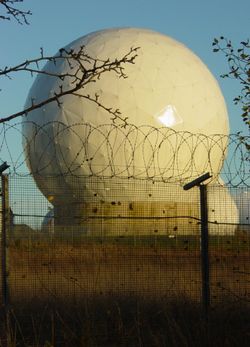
199;184;210;318
183;172;211;318
0;163;10;347
1;173;10;310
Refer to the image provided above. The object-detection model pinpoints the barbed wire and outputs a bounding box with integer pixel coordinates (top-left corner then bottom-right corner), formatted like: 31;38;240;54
0;121;249;187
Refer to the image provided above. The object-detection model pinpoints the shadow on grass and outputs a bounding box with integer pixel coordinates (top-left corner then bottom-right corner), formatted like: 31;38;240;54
1;295;250;346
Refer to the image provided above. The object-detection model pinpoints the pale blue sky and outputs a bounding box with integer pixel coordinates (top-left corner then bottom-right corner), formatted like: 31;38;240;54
0;0;249;168
1;0;249;132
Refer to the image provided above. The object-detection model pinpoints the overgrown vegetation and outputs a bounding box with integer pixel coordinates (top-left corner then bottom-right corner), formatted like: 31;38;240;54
1;296;250;346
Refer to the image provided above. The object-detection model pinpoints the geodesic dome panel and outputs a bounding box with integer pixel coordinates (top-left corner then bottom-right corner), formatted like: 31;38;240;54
23;27;230;202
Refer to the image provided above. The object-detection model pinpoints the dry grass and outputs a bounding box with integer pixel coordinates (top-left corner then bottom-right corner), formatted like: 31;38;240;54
5;234;250;305
0;234;249;346
8;240;201;302
4;176;250;345
2;296;250;346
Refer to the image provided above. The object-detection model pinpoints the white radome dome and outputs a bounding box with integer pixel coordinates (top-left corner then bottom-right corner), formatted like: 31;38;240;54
234;190;250;227
23;28;230;204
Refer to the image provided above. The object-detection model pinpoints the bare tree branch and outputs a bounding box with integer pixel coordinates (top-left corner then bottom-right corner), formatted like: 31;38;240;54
0;0;31;24
0;46;139;126
0;1;139;127
212;37;250;131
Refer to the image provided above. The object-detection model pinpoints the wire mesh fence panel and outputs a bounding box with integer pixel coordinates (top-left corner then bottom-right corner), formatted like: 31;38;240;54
1;124;250;345
1;175;249;310
6;175;203;305
207;185;250;305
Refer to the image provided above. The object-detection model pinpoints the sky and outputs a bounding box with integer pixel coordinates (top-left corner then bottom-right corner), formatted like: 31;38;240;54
0;0;249;170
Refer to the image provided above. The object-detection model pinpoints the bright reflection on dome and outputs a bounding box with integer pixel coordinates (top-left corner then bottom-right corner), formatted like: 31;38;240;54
156;105;183;127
